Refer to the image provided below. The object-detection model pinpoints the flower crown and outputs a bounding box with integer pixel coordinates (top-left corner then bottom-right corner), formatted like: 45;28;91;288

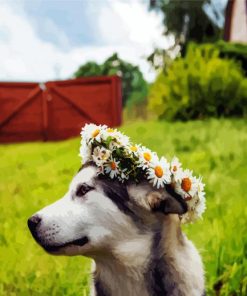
79;124;206;223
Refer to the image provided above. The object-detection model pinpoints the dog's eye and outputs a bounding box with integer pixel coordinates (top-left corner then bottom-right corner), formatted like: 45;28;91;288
76;183;94;197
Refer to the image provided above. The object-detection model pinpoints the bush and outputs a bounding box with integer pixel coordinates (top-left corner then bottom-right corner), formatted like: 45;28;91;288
216;40;247;75
148;43;247;120
124;86;149;121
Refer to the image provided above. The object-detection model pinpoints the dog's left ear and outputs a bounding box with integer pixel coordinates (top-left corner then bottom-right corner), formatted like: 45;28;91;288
147;188;187;215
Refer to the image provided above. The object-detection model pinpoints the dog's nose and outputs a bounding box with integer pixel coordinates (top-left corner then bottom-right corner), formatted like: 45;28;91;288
28;215;42;234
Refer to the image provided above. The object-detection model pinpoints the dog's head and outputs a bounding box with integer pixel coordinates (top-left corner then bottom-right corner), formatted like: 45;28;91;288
28;163;187;257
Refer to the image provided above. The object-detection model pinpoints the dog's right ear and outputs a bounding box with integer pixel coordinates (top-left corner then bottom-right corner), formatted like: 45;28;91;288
147;188;187;215
128;183;187;215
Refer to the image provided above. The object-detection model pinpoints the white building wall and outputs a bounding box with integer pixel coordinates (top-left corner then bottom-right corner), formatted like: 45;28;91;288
230;0;247;43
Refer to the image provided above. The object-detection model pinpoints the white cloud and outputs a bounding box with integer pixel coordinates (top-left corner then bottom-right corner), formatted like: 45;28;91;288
0;1;172;82
98;1;168;50
40;18;71;50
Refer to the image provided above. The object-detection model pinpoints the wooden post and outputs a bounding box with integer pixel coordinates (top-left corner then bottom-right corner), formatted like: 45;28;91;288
40;83;49;141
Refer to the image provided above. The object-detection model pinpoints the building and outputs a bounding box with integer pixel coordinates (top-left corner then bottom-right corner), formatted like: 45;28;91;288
224;0;247;43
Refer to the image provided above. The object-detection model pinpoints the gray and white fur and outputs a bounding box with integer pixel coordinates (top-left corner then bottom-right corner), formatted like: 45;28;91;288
28;163;205;296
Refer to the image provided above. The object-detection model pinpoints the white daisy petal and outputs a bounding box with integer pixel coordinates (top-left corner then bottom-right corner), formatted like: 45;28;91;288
79;141;92;164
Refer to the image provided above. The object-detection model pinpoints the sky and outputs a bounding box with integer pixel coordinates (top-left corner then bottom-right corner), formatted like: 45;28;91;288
0;0;171;82
0;0;227;83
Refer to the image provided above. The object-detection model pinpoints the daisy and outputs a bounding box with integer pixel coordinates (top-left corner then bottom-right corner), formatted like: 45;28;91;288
182;192;206;223
104;157;120;179
92;146;111;167
193;177;206;218
138;146;157;170
109;141;120;150
174;169;198;199
125;144;142;157
177;175;206;222
197;177;206;199
81;123;107;143
115;131;130;146
147;156;171;188
186;194;199;212
170;157;183;181
101;128;117;141
194;194;206;219
79;141;92;164
108;132;130;150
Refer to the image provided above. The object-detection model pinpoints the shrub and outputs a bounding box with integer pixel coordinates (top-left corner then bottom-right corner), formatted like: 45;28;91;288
148;43;247;120
216;40;247;75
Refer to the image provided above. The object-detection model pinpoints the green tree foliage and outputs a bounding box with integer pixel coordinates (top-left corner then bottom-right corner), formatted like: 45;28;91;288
74;61;102;77
148;0;224;68
151;0;223;44
148;43;247;120
74;53;148;107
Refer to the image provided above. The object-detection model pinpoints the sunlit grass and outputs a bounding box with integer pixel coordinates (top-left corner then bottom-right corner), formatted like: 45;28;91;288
0;119;246;295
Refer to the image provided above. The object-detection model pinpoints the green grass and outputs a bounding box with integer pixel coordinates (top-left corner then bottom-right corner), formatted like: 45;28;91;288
0;119;246;295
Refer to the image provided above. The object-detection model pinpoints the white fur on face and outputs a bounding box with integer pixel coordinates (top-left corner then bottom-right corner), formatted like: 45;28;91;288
34;166;142;256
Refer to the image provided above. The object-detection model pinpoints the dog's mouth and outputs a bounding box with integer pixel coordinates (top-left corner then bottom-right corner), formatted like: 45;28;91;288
43;236;89;253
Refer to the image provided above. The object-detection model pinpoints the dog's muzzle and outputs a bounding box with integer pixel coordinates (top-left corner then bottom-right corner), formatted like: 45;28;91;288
27;215;89;252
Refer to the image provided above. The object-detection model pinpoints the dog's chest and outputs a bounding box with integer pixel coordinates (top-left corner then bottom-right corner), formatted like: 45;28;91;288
92;277;149;296
92;262;150;296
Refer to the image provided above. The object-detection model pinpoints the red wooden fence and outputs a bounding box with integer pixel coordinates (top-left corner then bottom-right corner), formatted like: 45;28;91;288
0;76;122;143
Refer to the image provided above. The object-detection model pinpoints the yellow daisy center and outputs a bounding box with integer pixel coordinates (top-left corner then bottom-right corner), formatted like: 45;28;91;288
101;151;108;160
92;129;100;138
110;162;117;170
143;152;151;161
130;146;138;152
155;166;163;178
181;178;192;192
173;165;177;172
107;128;114;133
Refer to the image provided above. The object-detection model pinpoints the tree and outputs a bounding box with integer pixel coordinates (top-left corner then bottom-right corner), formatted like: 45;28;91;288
74;61;102;77
148;0;225;68
74;53;148;107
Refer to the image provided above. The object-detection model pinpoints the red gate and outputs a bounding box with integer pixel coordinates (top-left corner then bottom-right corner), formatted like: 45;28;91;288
0;76;122;143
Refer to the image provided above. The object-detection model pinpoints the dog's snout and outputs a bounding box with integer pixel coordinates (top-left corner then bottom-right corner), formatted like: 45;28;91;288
28;215;42;234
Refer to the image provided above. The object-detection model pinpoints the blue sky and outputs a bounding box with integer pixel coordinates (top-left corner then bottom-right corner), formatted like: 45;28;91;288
0;0;227;82
22;0;104;48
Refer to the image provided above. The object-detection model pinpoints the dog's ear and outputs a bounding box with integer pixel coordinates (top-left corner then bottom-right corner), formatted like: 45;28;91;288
147;187;187;215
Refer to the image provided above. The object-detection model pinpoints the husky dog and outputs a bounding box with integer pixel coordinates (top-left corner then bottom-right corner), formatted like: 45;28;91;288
28;163;205;296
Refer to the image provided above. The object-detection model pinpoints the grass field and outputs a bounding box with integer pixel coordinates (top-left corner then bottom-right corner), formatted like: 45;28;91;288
0;119;246;295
